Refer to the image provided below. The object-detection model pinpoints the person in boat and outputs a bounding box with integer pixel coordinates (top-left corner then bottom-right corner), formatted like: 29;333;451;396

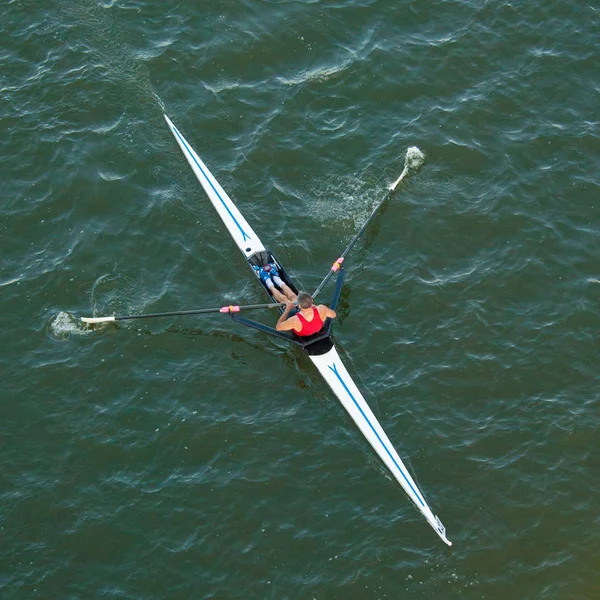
253;262;297;304
276;292;336;336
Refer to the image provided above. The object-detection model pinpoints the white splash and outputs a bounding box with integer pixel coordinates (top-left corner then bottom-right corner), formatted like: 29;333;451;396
390;146;426;191
49;311;91;339
405;146;425;172
303;174;384;233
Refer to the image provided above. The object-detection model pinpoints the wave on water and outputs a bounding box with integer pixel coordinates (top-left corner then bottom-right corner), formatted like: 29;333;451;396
56;0;163;116
87;272;147;325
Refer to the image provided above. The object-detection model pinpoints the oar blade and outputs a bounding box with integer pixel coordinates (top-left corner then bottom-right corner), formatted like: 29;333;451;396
81;316;116;324
390;165;408;191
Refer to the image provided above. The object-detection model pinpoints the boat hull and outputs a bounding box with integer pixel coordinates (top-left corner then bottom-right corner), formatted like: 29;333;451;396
165;114;451;546
309;346;451;545
165;114;265;259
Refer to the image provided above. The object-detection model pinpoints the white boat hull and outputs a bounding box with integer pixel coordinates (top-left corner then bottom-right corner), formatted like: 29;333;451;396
164;115;266;258
165;114;451;546
309;346;451;546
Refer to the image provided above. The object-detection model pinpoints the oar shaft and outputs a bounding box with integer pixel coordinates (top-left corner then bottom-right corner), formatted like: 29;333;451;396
81;302;285;324
312;162;413;299
312;187;395;298
339;189;394;260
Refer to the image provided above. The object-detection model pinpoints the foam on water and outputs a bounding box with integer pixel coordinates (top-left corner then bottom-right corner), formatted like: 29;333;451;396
303;174;388;234
405;146;425;172
49;311;92;339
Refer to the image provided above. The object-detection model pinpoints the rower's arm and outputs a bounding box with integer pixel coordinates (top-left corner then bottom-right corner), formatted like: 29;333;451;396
276;304;298;331
319;305;336;319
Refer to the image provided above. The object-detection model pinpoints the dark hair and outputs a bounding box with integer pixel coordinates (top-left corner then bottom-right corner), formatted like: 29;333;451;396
297;292;313;309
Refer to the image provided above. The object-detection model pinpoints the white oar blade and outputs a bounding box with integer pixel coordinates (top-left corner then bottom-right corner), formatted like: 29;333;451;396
390;165;408;191
81;316;116;324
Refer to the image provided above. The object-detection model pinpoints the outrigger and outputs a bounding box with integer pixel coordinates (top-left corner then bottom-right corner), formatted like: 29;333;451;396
83;115;451;546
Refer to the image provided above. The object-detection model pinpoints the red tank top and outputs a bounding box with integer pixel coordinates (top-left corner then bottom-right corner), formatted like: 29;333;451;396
296;306;324;336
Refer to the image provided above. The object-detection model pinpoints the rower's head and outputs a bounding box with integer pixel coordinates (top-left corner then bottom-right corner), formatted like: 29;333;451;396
297;292;314;310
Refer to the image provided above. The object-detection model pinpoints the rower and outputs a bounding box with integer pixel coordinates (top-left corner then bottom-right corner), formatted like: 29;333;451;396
276;292;336;336
253;262;297;304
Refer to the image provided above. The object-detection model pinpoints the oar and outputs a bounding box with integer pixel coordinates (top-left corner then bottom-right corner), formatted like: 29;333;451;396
312;147;424;299
80;302;286;324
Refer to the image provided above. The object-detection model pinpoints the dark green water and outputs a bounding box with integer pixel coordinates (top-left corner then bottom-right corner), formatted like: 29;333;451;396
2;1;599;598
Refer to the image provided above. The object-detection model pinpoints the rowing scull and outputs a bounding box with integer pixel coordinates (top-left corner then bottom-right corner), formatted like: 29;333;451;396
164;114;451;546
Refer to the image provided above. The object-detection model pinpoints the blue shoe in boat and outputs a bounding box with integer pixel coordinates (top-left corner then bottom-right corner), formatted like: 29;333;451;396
254;263;279;284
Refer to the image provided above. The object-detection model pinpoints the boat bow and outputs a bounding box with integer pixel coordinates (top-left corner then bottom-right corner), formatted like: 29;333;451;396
164;114;265;258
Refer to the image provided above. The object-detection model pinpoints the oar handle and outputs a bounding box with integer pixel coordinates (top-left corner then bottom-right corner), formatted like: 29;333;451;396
312;258;344;299
330;257;344;272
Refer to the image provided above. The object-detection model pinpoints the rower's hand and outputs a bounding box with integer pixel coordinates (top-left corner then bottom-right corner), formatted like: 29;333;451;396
284;301;295;312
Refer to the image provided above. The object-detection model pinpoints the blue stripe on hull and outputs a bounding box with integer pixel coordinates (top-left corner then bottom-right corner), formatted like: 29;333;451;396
327;363;426;508
171;124;251;242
